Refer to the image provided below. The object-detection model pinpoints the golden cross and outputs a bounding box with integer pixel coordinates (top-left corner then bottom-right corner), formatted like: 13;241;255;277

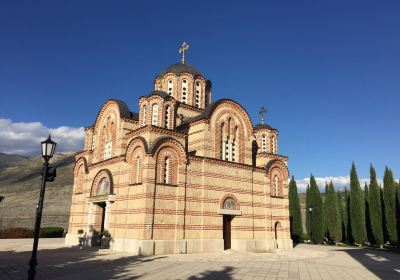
259;107;267;124
179;42;190;64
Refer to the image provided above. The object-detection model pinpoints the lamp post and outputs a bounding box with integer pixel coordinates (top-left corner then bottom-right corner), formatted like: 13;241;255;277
28;135;57;280
308;207;313;243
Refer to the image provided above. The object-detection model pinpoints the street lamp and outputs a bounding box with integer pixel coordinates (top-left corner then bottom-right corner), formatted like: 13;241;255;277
28;135;57;280
308;207;313;242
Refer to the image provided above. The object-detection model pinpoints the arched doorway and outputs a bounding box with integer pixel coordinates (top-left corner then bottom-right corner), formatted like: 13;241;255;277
218;196;240;250
88;170;115;246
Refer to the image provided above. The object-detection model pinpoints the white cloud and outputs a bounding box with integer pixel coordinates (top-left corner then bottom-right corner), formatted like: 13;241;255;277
0;118;85;156
295;176;385;193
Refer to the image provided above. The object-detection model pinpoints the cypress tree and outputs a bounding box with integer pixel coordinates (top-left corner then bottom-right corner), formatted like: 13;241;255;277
349;162;366;245
344;188;352;242
337;191;346;242
288;176;303;243
381;187;389;243
396;181;400;243
383;167;398;244
364;182;373;244
368;164;383;247
309;175;325;243
324;181;341;243
305;184;311;240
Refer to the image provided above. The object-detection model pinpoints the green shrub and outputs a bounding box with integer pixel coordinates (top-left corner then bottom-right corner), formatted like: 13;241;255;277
40;227;64;238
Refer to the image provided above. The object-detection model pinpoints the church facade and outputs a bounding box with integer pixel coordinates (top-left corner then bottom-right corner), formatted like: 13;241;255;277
65;57;292;255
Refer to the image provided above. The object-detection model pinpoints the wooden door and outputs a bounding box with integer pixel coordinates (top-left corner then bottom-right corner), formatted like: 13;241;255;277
223;215;232;250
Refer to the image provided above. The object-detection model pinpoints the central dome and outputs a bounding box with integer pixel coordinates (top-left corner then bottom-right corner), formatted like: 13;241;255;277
159;63;202;77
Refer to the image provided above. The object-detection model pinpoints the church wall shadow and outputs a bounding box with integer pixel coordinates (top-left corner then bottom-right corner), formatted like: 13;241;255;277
0;246;166;279
331;247;400;279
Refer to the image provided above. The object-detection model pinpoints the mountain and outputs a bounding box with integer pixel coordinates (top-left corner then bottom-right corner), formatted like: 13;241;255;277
0;152;75;230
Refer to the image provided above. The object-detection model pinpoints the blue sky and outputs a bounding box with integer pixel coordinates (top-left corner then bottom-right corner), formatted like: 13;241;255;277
0;1;399;187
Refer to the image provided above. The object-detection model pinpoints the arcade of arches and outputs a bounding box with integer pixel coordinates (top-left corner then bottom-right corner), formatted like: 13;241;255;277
66;59;292;255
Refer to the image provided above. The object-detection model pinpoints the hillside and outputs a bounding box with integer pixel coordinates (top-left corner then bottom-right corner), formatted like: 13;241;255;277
0;152;75;230
0;152;322;233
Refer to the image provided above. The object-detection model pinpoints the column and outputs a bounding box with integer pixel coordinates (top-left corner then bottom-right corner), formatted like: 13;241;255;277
87;202;94;246
104;201;112;230
87;202;94;230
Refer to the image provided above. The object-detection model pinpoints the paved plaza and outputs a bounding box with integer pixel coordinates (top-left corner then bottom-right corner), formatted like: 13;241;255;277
0;238;399;280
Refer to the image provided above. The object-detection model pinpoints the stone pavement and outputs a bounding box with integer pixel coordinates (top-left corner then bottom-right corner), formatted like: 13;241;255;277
1;238;400;279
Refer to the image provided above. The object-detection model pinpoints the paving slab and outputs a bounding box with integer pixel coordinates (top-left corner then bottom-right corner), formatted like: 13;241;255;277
1;239;399;279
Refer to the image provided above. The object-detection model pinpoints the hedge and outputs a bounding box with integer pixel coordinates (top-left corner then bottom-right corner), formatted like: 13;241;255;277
40;227;64;238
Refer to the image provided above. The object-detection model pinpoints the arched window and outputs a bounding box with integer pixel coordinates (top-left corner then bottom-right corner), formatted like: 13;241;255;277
156;148;178;185
181;79;187;104
220;123;225;160
134;155;142;184
222;197;237;210
262;134;267;152
195;81;201;107
231;127;238;162
167;79;174;96
220;120;241;162
142;105;147;126
274;175;279;196
152;104;159;126
165;105;170;129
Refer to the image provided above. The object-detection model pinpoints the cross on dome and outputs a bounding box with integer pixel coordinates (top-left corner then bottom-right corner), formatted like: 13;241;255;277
179;42;189;64
259;107;267;124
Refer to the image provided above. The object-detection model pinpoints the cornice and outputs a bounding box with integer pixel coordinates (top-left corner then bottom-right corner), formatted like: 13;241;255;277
189;155;264;172
256;152;288;160
88;156;125;170
125;125;186;140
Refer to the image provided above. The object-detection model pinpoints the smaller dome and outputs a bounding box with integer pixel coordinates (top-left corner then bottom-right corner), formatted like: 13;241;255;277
254;123;273;130
159;63;202;77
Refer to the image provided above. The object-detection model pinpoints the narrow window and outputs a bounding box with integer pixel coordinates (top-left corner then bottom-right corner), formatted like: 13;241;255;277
262;134;266;152
165;105;170;128
181;79;187;104
142;105;147;126
104;140;112;160
164;157;170;184
152;104;159;126
195;81;201;107
135;156;141;183
274;175;279;196
231;127;238;162
220;123;225;160
167;79;174;96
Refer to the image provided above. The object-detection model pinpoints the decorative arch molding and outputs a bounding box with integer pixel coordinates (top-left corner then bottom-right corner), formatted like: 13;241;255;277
93;99;130;133
209;99;254;136
125;136;149;162
265;159;289;179
90;169;114;197
150;136;187;164
73;157;89;176
266;160;288;198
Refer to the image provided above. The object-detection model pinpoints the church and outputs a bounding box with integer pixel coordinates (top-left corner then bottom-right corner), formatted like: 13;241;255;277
66;43;292;255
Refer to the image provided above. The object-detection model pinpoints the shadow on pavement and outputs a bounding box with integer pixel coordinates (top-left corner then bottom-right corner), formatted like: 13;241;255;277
187;266;234;279
332;248;400;279
0;246;166;280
